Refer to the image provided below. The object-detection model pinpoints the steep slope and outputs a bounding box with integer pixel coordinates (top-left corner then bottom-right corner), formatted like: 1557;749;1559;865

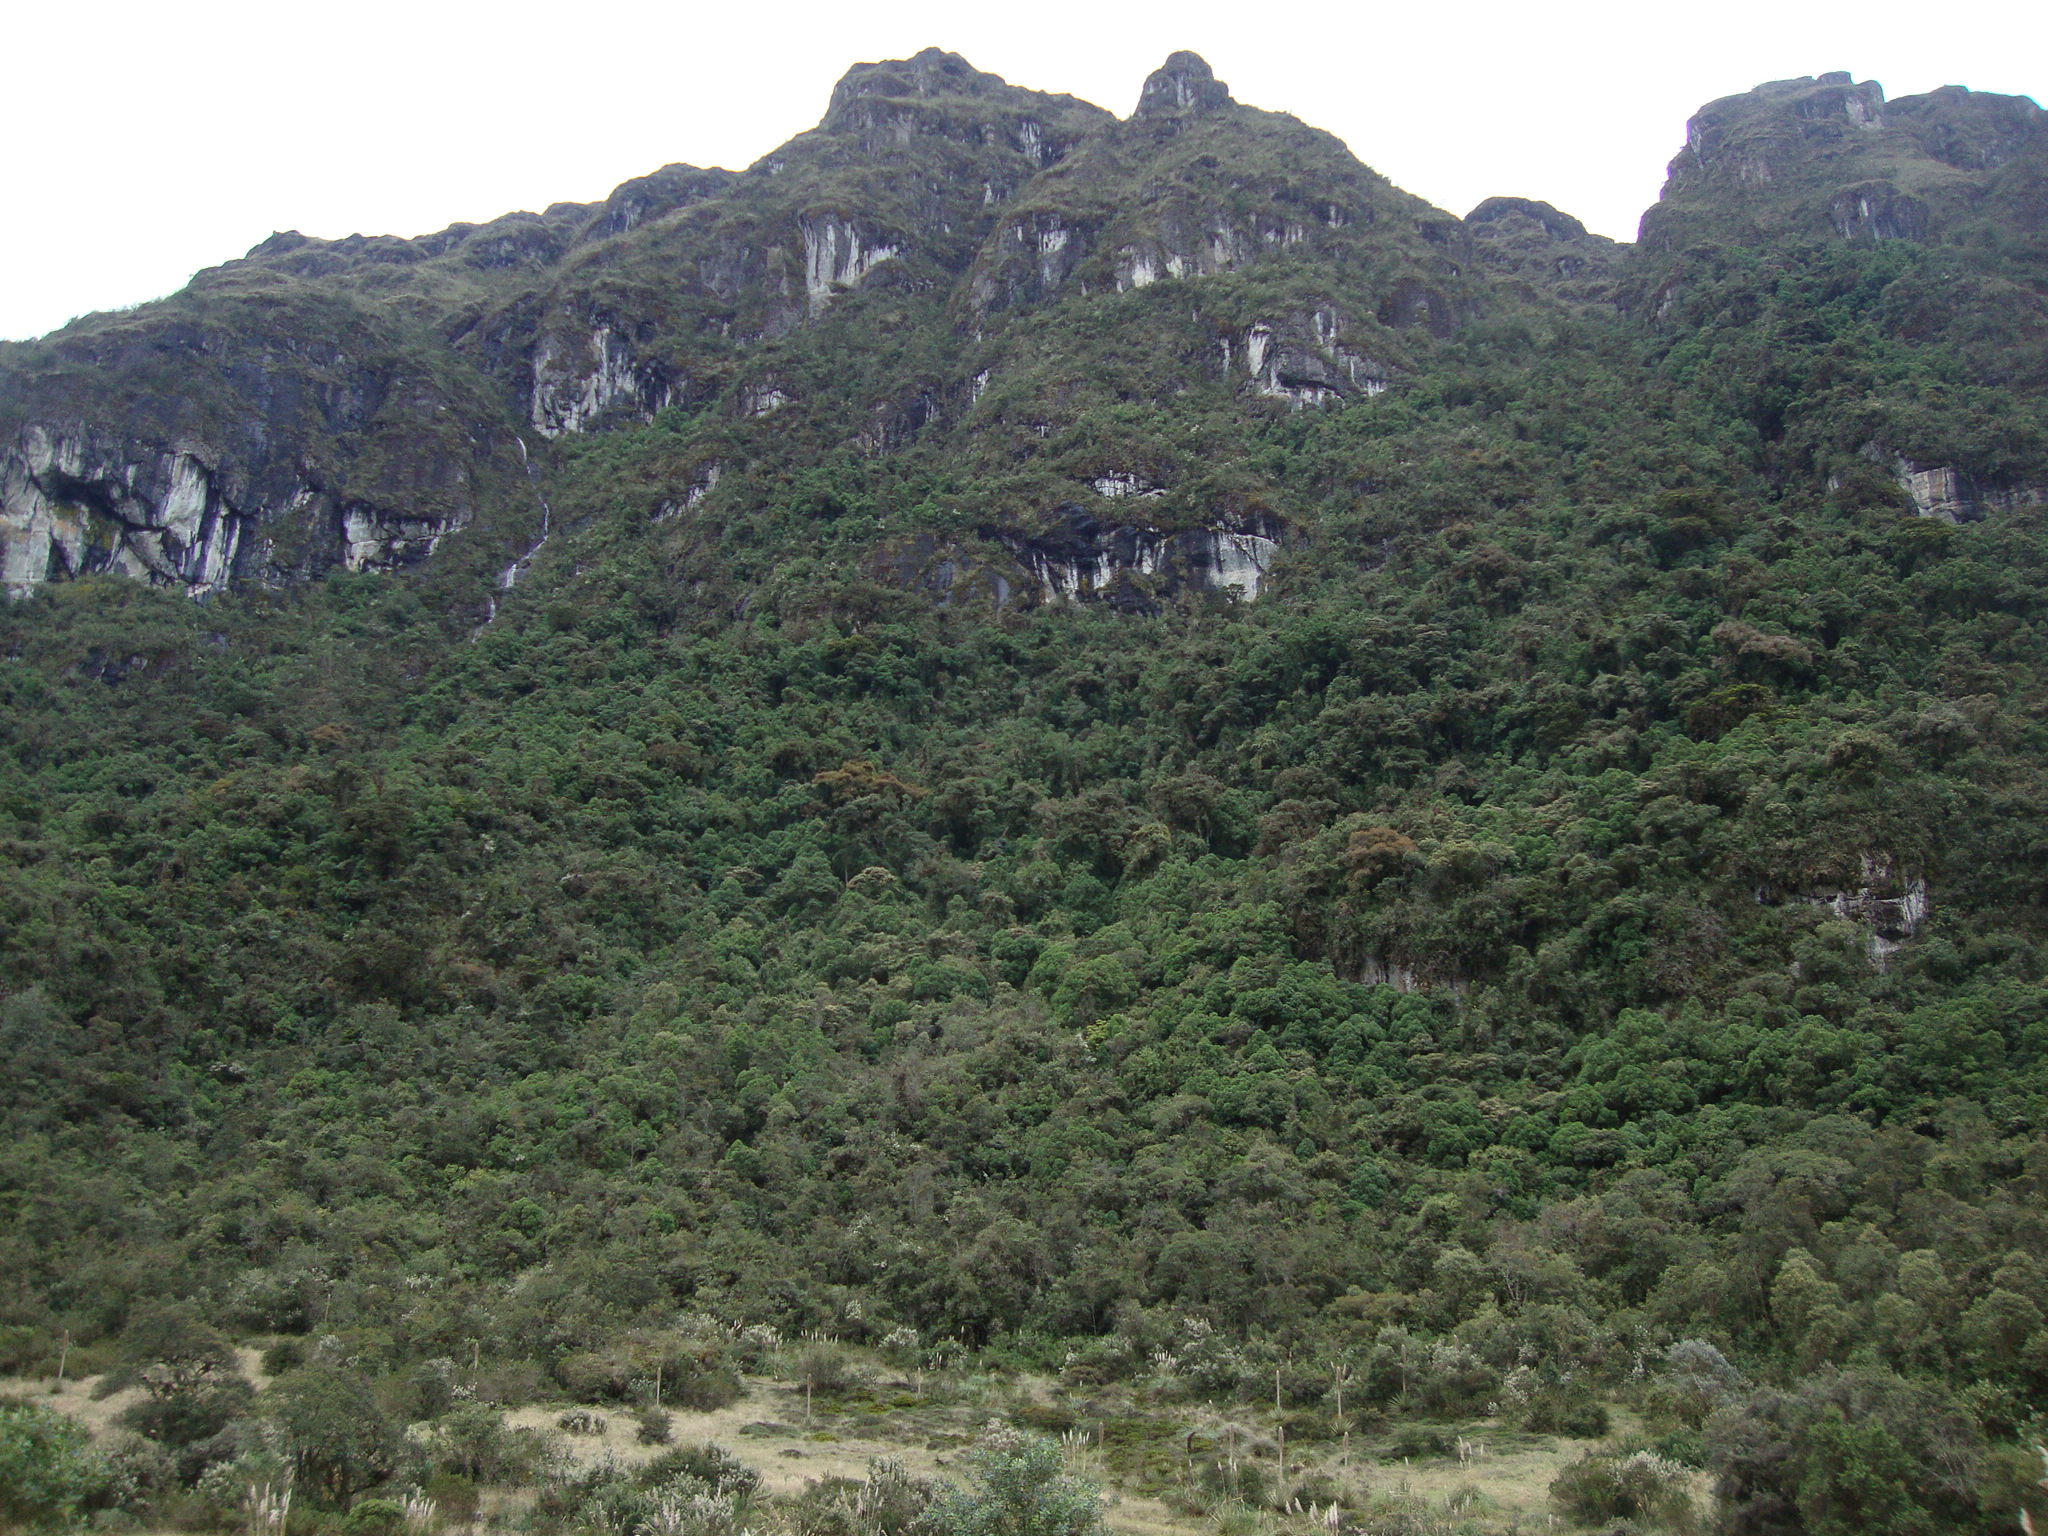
5;54;2048;1536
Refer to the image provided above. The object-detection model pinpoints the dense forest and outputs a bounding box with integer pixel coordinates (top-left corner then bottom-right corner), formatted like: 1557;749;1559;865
4;48;2048;1536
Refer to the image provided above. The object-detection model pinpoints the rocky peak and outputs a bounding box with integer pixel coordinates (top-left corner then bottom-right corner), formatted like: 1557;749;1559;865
823;48;1005;127
1637;71;2048;253
1681;73;1888;172
1134;51;1232;118
1465;197;1623;312
1466;197;1590;244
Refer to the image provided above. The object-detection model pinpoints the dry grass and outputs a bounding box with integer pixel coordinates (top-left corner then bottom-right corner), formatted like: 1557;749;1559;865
5;1363;1676;1535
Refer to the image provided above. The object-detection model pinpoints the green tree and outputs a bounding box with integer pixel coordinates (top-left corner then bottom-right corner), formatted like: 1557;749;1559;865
266;1367;406;1510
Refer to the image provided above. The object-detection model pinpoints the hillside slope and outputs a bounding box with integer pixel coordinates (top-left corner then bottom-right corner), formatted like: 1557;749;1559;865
3;51;2048;1536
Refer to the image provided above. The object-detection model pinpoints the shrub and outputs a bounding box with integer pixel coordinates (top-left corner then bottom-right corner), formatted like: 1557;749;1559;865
1382;1425;1453;1461
1523;1393;1610;1438
1549;1448;1695;1528
263;1340;309;1377
928;1427;1105;1536
422;1404;552;1485
421;1471;478;1526
342;1496;406;1536
1706;1369;1985;1536
0;1398;107;1529
637;1445;760;1497
787;1457;938;1536
554;1334;738;1409
794;1342;862;1396
95;1431;177;1519
672;1366;742;1411
195;1445;295;1523
119;1376;255;1450
637;1407;675;1445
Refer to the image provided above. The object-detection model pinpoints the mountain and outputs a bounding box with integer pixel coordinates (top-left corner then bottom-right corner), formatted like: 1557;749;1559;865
4;50;2048;1536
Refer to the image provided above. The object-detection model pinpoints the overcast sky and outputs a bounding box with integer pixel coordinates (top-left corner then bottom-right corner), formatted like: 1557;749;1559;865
4;0;2042;342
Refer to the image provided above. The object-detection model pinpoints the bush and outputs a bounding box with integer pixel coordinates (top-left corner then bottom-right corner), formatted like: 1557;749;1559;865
196;1447;296;1527
787;1457;938;1536
119;1377;255;1450
1706;1369;1985;1536
263;1340;308;1377
95;1431;177;1519
343;1496;406;1536
554;1334;738;1409
928;1427;1105;1536
1523;1394;1610;1438
637;1407;674;1445
1549;1448;1695;1528
1382;1425;1454;1461
422;1403;552;1485
794;1343;862;1396
0;1398;107;1529
422;1471;478;1526
672;1366;742;1411
530;1452;757;1536
637;1445;760;1497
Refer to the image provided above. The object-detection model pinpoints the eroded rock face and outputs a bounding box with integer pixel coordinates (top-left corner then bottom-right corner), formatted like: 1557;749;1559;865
1640;73;2048;250
531;326;676;439
1235;307;1391;406
1884;452;2048;523
1134;52;1233;118
1764;852;1930;968
0;426;465;597
986;503;1283;611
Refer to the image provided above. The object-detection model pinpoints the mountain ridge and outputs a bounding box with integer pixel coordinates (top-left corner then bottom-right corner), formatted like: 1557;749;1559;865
12;51;2038;613
6;48;2048;1536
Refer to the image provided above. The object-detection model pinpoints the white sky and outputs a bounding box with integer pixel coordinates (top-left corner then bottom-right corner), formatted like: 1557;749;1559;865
4;0;2042;342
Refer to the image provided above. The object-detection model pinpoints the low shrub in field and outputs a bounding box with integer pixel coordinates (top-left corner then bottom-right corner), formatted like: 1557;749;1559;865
1550;1448;1695;1529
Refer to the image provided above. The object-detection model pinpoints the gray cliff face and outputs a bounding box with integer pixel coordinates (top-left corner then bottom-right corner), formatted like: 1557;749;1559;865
0;49;1531;607
990;504;1284;610
1886;453;2048;524
1762;851;1931;968
0;424;470;597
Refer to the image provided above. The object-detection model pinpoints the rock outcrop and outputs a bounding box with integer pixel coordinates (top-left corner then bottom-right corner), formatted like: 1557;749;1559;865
1640;73;2048;250
0;425;470;597
987;503;1284;610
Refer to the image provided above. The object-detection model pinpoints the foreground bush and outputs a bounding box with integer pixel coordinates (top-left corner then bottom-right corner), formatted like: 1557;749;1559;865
1706;1369;1985;1536
930;1428;1105;1536
1549;1447;1695;1529
0;1398;106;1529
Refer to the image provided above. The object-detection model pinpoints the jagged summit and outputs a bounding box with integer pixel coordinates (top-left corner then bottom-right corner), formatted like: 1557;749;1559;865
822;47;1010;126
1134;51;1233;117
3;53;2044;605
